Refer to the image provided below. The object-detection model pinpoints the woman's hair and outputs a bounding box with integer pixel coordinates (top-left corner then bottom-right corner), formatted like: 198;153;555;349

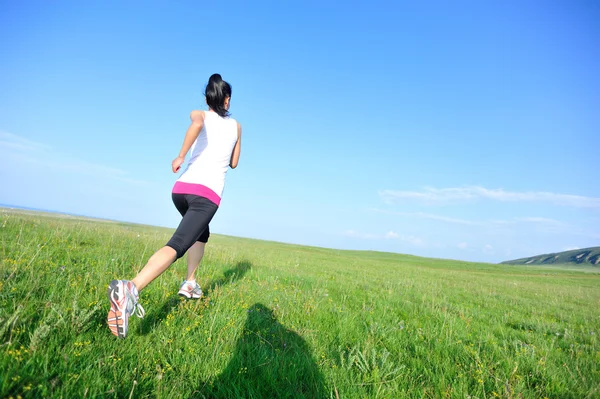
205;73;232;117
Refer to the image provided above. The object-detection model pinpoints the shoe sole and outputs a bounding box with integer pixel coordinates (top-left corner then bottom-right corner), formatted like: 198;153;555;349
178;290;202;299
107;280;127;338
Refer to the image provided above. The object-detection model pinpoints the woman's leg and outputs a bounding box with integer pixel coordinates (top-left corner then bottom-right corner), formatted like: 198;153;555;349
108;194;217;338
186;242;205;281
133;195;217;292
131;246;178;291
186;225;210;281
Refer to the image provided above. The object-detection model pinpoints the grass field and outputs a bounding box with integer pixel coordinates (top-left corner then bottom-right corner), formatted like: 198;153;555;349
1;209;599;398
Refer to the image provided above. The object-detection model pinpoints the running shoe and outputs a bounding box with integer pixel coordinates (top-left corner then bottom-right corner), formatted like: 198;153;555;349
178;280;203;299
107;280;145;338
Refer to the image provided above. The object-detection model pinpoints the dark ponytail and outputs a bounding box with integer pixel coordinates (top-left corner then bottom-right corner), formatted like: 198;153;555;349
205;73;232;117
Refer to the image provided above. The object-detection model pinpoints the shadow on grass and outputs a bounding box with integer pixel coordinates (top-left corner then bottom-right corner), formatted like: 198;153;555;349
138;260;252;335
198;303;327;399
137;293;180;335
204;260;252;296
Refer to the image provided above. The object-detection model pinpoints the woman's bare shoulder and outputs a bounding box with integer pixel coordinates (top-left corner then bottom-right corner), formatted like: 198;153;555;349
190;110;205;122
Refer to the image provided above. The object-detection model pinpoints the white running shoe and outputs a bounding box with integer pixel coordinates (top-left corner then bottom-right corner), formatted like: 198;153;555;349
178;280;203;299
107;280;145;338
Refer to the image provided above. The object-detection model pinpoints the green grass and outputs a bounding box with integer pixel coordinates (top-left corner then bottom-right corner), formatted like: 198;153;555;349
1;209;599;398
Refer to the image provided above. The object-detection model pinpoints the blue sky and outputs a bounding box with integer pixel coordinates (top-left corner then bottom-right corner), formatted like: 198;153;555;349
1;0;598;263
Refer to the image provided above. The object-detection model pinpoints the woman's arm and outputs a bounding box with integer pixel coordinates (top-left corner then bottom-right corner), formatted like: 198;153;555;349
229;122;242;169
172;110;205;173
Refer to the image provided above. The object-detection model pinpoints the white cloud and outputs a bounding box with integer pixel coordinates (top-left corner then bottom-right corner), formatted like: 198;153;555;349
0;131;149;186
371;208;476;225
342;230;378;239
483;244;494;253
458;242;468;249
342;229;424;246
370;208;566;227
489;219;515;225
379;186;600;208
385;231;400;239
0;131;52;152
404;236;424;246
515;217;563;225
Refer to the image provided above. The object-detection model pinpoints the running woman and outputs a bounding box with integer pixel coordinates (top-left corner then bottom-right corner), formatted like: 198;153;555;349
107;74;242;338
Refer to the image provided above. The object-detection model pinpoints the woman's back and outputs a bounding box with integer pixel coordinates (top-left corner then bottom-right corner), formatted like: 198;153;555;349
177;110;238;197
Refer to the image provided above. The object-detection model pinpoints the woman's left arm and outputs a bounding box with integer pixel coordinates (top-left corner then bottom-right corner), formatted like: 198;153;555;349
229;122;242;169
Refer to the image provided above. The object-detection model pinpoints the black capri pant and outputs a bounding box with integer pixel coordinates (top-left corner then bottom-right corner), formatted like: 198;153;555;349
166;194;218;259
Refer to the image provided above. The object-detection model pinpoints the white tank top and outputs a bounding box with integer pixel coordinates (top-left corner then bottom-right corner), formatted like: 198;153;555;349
176;111;238;198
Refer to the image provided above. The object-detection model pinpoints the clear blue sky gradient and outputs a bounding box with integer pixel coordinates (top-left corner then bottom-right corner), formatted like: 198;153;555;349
1;1;598;263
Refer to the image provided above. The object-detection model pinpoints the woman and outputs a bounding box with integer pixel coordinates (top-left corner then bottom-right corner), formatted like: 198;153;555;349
107;73;242;338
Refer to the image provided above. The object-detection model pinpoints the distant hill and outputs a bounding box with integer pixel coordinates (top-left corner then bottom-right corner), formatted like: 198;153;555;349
501;247;600;266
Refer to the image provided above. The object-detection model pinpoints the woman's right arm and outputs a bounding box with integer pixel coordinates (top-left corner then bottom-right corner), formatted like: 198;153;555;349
172;110;205;173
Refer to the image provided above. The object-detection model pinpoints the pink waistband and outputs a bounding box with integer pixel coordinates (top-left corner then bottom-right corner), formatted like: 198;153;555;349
172;181;221;206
